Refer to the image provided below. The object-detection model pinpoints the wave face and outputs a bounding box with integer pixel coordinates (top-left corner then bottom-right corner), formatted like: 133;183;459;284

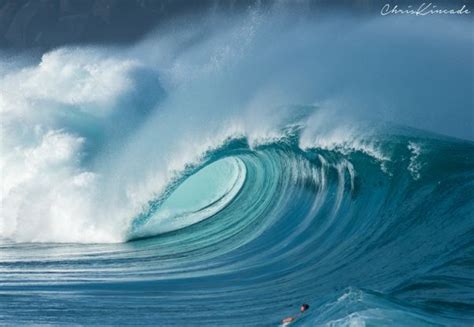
1;5;473;326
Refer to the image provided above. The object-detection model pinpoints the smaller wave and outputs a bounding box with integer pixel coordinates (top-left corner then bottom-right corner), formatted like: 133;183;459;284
313;288;455;326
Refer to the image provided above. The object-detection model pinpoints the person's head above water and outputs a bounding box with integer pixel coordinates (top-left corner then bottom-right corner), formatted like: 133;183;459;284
281;304;310;324
300;304;309;312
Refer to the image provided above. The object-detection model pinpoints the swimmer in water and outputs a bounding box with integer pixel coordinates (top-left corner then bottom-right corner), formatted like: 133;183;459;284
281;304;309;325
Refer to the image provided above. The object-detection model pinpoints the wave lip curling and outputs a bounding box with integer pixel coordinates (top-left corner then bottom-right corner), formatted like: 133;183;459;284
129;157;246;240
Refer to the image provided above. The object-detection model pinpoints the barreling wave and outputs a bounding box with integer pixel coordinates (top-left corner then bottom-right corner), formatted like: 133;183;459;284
1;125;473;325
0;4;473;326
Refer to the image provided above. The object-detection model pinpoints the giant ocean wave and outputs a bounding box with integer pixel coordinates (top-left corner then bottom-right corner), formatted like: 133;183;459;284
1;5;473;326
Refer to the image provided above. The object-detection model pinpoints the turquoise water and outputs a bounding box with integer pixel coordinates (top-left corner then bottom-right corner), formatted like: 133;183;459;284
1;131;473;326
1;6;473;326
130;157;246;239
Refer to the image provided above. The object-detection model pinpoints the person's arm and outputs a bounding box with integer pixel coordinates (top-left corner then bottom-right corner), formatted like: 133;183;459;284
281;316;295;324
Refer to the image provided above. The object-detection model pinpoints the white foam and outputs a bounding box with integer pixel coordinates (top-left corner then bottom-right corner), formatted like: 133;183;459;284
326;313;366;327
408;141;424;180
299;109;391;173
2;8;468;243
0;49;138;243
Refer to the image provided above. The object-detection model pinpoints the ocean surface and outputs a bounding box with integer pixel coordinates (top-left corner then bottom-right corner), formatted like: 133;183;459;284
1;6;473;326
